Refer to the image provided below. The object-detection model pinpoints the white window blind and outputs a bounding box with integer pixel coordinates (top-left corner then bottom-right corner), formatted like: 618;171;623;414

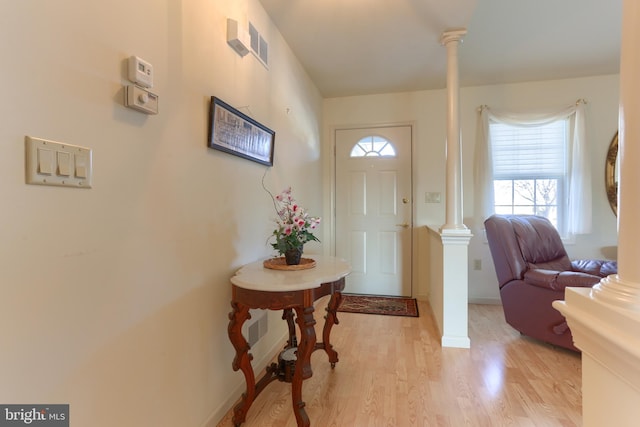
491;120;567;179
475;102;591;235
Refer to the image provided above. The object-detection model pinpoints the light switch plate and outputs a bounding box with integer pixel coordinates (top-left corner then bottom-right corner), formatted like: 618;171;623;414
25;136;92;188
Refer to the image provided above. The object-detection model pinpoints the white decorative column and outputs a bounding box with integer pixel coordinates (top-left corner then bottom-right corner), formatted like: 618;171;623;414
438;28;472;349
591;0;640;310
440;28;468;232
553;1;640;425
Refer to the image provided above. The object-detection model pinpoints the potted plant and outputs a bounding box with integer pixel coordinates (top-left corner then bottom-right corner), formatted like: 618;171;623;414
269;187;321;265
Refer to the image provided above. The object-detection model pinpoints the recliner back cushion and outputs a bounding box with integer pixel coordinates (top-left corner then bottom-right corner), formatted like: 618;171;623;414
510;216;572;270
484;215;528;286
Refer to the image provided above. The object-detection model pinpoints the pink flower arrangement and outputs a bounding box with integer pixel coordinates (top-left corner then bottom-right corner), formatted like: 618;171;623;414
270;187;321;255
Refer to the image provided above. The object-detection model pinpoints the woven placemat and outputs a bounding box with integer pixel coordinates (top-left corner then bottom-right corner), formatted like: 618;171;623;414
263;257;316;270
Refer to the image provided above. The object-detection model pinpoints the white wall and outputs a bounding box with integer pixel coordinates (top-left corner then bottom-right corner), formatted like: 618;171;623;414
0;1;323;426
324;74;620;303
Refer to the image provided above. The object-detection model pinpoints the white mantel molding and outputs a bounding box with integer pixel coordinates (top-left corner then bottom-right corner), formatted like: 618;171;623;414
554;287;640;393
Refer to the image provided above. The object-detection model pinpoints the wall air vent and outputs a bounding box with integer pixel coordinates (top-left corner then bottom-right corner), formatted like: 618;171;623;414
226;18;251;57
244;310;268;346
248;22;268;68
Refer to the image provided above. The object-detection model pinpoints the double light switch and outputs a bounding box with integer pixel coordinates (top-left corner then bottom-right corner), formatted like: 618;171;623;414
25;136;92;188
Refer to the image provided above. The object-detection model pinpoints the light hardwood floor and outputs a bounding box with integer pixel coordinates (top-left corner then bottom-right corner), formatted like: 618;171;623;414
217;300;581;427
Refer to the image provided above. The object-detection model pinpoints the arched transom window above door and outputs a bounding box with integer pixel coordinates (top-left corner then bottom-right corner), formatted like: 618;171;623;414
349;135;397;157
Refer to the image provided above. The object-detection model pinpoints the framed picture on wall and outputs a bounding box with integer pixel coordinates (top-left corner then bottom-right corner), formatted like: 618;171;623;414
208;96;275;166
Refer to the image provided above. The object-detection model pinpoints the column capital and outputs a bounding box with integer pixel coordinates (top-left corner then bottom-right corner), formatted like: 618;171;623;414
440;28;467;45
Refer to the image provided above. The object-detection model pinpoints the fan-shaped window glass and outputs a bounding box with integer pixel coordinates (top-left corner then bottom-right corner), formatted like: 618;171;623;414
350;136;397;157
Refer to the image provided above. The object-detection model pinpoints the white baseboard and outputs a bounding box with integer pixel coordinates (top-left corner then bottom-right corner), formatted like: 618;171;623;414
469;297;501;305
416;296;501;305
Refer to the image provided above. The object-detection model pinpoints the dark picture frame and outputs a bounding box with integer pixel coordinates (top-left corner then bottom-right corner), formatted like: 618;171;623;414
208;96;275;166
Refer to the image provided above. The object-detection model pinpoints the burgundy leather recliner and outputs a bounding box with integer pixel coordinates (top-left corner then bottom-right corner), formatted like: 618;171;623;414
484;214;617;352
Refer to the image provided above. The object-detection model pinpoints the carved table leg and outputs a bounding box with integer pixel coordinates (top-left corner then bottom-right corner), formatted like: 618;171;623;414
322;291;342;368
228;300;254;426
292;305;317;427
283;308;298;348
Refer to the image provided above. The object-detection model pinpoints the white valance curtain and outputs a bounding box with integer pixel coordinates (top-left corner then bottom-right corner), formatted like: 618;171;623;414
474;101;591;234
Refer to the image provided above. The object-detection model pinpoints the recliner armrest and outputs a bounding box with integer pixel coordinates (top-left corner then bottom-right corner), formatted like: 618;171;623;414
571;259;618;277
524;268;602;291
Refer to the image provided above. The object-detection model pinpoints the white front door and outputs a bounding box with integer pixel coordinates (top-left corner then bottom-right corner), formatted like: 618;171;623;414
335;126;412;296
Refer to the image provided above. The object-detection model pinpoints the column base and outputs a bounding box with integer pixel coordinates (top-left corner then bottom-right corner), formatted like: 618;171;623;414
439;231;473;349
441;335;471;349
439;224;470;235
592;274;640;311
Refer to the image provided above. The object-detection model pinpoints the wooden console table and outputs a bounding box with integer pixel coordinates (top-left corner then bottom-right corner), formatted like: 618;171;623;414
228;255;351;427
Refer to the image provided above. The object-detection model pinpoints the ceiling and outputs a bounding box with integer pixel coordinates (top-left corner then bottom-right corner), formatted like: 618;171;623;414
258;0;623;98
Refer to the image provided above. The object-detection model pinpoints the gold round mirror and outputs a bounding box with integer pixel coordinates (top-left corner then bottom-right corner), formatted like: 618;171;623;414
605;132;618;216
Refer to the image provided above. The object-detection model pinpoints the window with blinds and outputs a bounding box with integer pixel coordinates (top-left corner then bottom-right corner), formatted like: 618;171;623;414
490;119;569;233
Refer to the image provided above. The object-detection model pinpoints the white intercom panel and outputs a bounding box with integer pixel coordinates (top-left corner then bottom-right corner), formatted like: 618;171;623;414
125;84;158;115
128;55;154;88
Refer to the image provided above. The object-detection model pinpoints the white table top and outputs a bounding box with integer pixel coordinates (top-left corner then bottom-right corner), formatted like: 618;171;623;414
230;255;351;292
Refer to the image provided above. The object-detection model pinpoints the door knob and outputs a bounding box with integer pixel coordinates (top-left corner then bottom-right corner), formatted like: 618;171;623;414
402;198;409;204
396;223;409;228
